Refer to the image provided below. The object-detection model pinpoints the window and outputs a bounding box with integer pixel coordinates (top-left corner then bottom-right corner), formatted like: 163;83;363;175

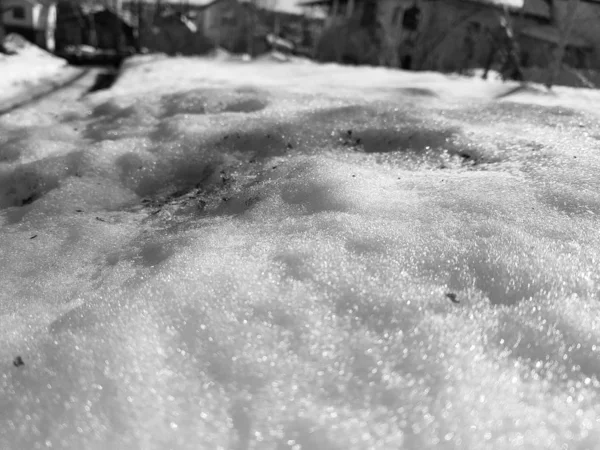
12;7;25;20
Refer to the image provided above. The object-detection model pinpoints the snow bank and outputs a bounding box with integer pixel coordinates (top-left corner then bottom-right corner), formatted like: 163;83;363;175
0;34;71;105
2;55;600;449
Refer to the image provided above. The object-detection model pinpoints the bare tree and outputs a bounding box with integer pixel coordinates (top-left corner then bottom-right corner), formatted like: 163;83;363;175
546;0;580;89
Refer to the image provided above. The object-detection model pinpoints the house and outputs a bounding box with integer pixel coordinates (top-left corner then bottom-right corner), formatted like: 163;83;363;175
1;0;57;51
54;2;136;53
120;0;216;55
303;0;528;70
117;0;323;57
303;0;600;72
118;0;321;57
194;0;324;55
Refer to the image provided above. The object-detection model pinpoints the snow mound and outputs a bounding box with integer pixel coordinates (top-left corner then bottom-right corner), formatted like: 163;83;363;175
2;55;600;449
3;33;53;59
0;33;69;105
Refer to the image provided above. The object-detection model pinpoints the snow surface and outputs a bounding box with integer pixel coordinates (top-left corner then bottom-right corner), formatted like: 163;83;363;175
2;55;600;449
0;35;70;105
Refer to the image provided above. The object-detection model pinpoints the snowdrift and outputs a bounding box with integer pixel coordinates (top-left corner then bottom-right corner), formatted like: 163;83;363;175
1;55;600;449
0;33;70;105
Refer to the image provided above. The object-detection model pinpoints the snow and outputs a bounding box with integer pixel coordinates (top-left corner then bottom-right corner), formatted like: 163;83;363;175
2;54;600;449
0;34;72;105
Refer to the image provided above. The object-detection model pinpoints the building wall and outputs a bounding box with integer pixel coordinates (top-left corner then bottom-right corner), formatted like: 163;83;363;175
2;0;37;29
2;1;56;49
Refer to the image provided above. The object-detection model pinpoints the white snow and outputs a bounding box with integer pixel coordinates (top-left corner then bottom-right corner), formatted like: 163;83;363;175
2;54;600;450
0;34;73;105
